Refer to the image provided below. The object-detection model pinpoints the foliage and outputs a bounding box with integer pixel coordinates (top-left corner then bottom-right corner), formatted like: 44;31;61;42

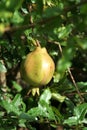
0;0;87;129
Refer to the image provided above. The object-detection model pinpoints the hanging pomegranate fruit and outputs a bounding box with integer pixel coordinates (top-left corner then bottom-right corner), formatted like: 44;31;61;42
20;47;55;87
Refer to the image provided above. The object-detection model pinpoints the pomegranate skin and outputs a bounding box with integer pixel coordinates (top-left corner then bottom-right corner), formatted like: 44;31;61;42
20;47;55;87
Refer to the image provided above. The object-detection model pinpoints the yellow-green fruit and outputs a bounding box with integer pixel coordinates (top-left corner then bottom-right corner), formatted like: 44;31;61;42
20;47;55;87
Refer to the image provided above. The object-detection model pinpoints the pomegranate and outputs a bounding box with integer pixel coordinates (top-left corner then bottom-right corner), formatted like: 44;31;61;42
20;47;55;87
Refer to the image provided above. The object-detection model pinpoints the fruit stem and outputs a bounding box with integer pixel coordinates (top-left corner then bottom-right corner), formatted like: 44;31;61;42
35;39;41;47
32;39;41;47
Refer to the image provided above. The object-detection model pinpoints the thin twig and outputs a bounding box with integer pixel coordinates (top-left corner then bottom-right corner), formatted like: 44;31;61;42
64;92;87;96
53;41;84;103
68;68;84;102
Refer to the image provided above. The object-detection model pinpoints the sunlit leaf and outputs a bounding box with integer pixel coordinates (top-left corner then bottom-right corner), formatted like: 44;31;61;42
52;93;66;103
11;11;24;24
27;89;56;121
39;88;51;104
12;81;22;92
54;24;73;39
74;103;87;121
64;116;78;126
0;94;25;115
75;37;87;49
0;11;13;19
64;103;87;126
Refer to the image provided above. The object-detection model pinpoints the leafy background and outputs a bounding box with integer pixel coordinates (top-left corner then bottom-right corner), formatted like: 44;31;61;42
0;0;87;130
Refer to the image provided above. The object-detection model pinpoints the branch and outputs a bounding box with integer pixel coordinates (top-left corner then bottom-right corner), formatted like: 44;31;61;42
4;0;87;33
67;68;84;103
4;15;57;33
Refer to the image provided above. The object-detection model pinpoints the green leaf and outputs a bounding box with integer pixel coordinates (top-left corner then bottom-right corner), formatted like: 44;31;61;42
39;88;51;104
64;103;87;126
80;4;87;14
57;58;71;72
52;93;66;103
43;6;61;18
52;106;63;122
65;98;75;113
54;24;73;39
77;82;87;92
19;113;35;121
12;94;26;112
39;100;56;120
12;94;22;107
5;0;24;11
64;116;78;126
28;102;55;120
11;11;24;24
27;89;56;121
28;106;45;119
38;89;55;120
74;103;87;121
77;82;87;87
0;98;18;114
12;81;22;92
75;37;87;49
0;94;25;115
18;119;26;128
83;127;87;130
0;10;13;19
